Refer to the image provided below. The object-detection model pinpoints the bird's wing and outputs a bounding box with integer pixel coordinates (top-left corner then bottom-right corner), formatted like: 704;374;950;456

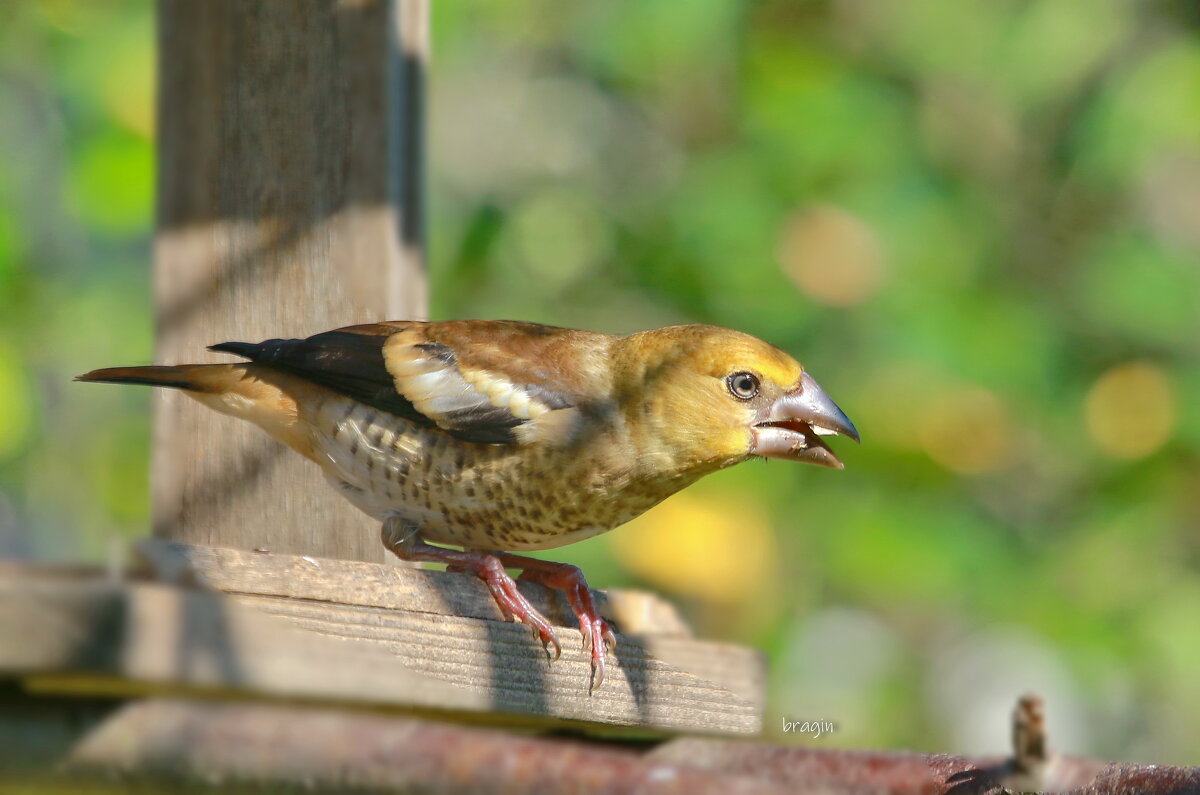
211;321;613;445
383;320;613;445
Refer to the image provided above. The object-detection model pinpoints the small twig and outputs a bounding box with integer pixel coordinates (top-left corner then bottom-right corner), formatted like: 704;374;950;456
1005;692;1049;794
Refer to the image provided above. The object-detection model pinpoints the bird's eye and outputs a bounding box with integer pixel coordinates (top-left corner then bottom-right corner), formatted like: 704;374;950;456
727;371;760;400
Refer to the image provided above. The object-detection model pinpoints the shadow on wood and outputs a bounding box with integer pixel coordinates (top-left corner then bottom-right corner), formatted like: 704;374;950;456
0;543;763;736
153;0;429;564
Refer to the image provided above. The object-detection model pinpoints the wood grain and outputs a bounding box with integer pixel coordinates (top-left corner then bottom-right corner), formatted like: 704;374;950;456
137;540;765;711
64;700;782;794
1;568;762;735
153;0;427;561
137;539;695;637
11;695;1191;793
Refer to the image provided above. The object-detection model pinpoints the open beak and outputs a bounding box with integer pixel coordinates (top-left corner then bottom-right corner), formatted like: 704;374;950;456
751;372;859;469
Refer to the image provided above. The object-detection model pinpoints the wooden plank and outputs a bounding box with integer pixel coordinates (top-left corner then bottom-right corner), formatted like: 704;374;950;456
62;699;783;794
648;739;1185;794
137;539;761;705
153;0;427;562
2;578;480;713
0;574;761;735
231;594;760;731
137;539;693;636
9;695;1193;794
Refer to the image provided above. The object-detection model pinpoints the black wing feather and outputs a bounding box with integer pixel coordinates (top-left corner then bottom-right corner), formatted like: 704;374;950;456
210;321;601;446
210;329;436;429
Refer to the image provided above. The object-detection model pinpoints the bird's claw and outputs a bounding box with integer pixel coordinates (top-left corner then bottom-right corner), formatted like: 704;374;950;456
570;593;616;694
582;615;616;693
590;658;605;693
477;561;566;663
579;616;617;654
492;553;619;691
541;631;562;662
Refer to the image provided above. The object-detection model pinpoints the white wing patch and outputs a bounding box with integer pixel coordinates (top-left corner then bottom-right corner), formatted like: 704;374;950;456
383;335;568;444
459;369;551;421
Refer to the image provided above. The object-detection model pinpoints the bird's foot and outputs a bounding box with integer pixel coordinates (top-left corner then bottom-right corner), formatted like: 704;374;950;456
446;559;562;660
501;555;616;692
381;523;610;689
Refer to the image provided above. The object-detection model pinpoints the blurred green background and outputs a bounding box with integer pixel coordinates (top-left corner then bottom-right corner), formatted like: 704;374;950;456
3;0;1199;765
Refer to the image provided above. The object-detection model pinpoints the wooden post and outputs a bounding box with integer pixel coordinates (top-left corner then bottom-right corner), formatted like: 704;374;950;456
152;0;427;561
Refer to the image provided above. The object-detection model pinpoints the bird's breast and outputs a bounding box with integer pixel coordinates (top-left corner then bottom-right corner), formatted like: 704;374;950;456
301;395;678;551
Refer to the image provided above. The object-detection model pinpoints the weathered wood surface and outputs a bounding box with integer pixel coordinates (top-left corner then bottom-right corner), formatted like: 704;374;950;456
1;559;763;735
647;738;1200;795
2;574;475;713
138;539;694;637
5;696;1194;795
138;539;762;703
153;0;428;562
2;563;1194;793
25;698;782;795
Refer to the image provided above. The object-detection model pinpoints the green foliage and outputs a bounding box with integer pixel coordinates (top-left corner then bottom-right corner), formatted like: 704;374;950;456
3;0;1198;764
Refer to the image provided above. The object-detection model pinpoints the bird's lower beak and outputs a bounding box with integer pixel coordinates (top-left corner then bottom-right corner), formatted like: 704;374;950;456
751;372;859;469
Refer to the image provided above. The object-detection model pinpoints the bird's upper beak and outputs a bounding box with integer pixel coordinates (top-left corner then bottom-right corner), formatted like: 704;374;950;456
751;372;860;469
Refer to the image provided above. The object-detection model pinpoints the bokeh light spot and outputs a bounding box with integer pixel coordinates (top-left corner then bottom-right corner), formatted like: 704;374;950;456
917;386;1016;474
509;188;611;290
68;131;153;234
1085;362;1176;460
101;38;155;139
608;491;776;605
0;341;33;459
776;204;884;307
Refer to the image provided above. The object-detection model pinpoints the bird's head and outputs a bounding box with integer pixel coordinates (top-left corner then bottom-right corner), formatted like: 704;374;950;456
613;325;859;479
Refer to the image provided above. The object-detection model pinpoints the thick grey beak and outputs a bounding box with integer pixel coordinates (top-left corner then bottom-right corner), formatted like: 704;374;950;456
751;372;859;468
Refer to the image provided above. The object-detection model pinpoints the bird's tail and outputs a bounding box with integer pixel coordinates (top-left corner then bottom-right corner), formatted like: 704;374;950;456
77;363;317;460
75;364;244;393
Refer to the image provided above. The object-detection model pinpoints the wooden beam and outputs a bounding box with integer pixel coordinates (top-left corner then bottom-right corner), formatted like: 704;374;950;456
1;562;763;735
137;539;695;637
8;696;1191;794
3;577;478;714
64;699;782;794
153;0;427;561
136;539;763;706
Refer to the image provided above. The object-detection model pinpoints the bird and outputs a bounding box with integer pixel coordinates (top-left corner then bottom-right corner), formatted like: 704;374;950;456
77;320;858;690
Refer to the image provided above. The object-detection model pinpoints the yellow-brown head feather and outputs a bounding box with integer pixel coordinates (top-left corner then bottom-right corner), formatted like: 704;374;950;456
612;325;805;479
